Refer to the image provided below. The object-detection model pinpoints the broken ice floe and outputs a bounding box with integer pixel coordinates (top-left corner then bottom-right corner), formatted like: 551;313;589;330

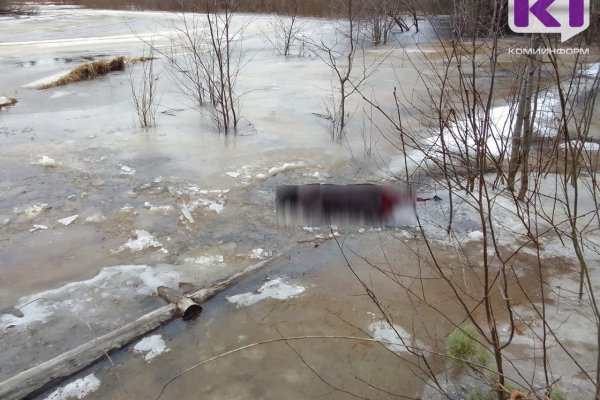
369;321;426;354
14;203;50;219
85;212;106;223
143;202;173;213
268;162;304;176
225;162;310;184
133;334;170;362
0;265;181;330
32;155;57;167
168;184;228;221
250;248;272;259
226;278;306;307
209;203;224;214
43;373;100;400
58;214;78;226
119;165;136;176
180;203;195;223
117;230;163;252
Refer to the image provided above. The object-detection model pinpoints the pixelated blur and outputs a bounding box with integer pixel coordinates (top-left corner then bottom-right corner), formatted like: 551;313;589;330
276;184;417;227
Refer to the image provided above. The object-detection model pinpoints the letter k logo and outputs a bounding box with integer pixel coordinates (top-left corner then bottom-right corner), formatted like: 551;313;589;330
514;0;561;27
509;0;589;42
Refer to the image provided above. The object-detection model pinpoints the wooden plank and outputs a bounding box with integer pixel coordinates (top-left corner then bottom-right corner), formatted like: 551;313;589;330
0;248;291;400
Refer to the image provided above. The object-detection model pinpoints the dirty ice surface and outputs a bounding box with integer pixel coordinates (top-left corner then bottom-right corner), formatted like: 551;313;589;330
133;334;170;362
43;374;101;400
0;3;410;381
369;320;427;354
227;277;306;307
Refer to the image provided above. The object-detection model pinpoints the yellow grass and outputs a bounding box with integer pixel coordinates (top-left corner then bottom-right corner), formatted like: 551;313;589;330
37;56;139;89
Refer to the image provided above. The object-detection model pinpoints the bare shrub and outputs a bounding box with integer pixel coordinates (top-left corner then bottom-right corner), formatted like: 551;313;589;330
150;0;245;133
263;0;306;56
129;48;159;128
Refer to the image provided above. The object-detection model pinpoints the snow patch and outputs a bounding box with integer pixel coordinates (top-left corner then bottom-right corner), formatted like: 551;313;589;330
369;321;426;354
268;162;304;176
227;278;306;307
133;334;169;362
466;231;484;241
43;374;100;400
208;203;224;214
119;165;136;176
23;71;71;88
85;212;106;223
250;248;272;259
14;203;50;219
118;230;163;252
32;155;57;167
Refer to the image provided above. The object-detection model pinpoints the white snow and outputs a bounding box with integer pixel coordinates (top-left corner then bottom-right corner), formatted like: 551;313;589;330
466;231;485;241
0;95;14;106
119;165;136;176
559;141;600;151
118;230;163;252
37;155;57;166
268;162;304;176
369;321;426;354
43;374;100;400
208;203;224;214
226;278;306;307
14;203;50;219
586;63;599;76
143;202;173;213
85;212;106;223
58;214;78;226
133;334;170;362
226;171;240;178
30;224;49;232
250;248;272;259
23;71;71;89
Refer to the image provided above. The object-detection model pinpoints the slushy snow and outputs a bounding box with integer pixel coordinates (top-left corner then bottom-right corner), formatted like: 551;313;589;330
133;334;170;362
227;278;306;307
43;374;100;400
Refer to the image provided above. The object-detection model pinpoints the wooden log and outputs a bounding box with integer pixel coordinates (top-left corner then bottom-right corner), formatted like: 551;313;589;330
0;304;178;400
0;249;291;400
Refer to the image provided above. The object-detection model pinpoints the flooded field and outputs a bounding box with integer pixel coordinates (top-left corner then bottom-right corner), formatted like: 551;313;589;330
1;4;600;400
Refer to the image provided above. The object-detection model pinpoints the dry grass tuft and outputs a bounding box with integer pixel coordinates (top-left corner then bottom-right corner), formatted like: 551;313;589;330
37;56;127;89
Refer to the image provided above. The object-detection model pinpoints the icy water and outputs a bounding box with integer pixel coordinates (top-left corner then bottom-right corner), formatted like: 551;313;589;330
0;4;433;385
1;5;600;400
